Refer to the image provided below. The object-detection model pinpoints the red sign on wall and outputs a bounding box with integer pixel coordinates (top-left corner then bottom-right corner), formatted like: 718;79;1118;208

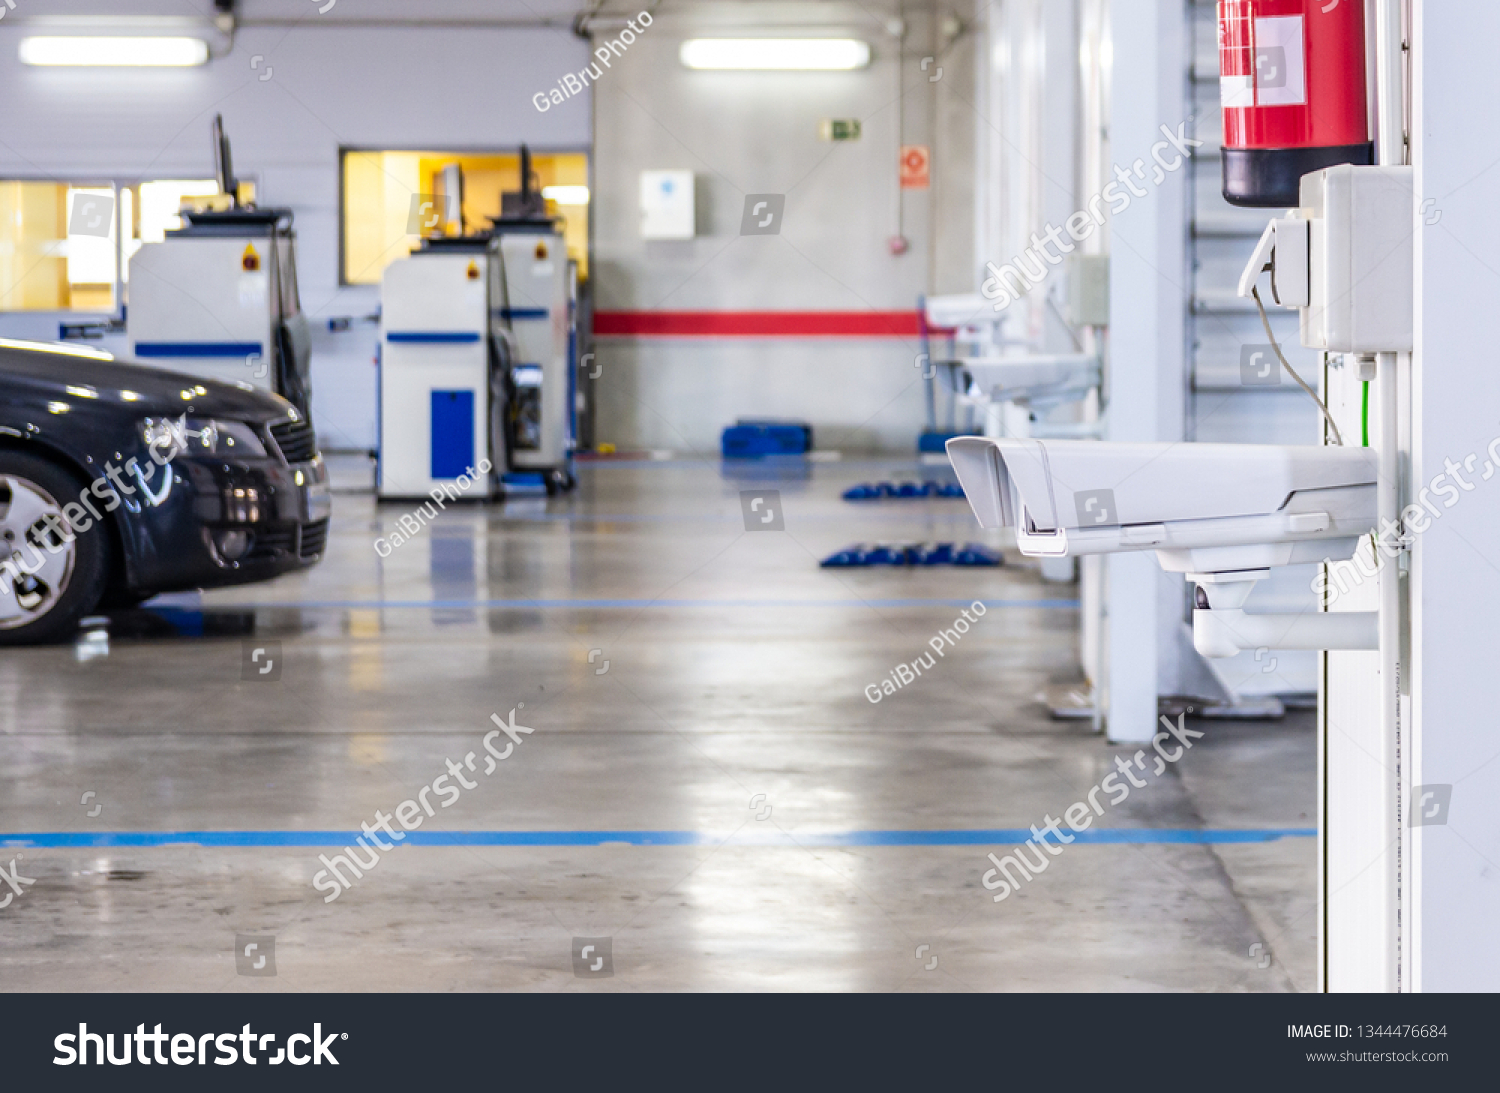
900;145;930;189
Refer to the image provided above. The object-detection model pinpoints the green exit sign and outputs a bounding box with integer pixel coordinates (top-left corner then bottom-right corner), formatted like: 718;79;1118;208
819;119;862;142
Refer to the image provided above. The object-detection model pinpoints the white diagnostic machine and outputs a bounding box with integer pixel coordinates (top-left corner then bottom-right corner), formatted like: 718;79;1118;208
126;116;312;419
377;152;576;501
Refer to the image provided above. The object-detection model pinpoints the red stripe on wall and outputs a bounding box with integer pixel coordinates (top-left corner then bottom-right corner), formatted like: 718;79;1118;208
592;310;924;338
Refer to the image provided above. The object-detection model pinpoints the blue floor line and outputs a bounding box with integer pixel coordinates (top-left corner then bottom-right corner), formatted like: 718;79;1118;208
2;828;1316;849
489;513;978;523
170;598;1082;611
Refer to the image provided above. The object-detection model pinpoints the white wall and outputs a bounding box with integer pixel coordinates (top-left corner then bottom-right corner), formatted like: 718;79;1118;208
591;1;970;453
0;0;590;450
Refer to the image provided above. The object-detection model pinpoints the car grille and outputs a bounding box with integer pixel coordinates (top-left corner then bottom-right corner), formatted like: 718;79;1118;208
299;519;329;559
246;527;296;562
243;520;328;563
268;419;318;464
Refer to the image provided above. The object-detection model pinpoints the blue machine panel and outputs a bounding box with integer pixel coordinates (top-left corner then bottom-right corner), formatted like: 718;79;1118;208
430;389;475;479
133;341;264;358
387;332;481;344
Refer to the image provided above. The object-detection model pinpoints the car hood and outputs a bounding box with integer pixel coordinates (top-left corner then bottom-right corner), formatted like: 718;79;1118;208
0;345;295;422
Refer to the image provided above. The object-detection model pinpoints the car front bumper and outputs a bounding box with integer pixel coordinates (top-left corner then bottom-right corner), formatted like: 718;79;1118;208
122;453;330;594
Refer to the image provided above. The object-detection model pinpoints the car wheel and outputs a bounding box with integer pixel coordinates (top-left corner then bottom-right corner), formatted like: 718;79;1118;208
0;453;110;645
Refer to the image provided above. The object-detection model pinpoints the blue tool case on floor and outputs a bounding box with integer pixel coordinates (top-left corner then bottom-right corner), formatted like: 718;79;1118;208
721;419;813;458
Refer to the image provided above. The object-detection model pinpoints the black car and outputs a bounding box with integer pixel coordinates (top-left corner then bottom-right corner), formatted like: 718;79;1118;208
0;339;329;644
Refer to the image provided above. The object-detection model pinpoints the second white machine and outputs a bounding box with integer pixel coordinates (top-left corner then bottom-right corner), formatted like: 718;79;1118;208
378;173;576;500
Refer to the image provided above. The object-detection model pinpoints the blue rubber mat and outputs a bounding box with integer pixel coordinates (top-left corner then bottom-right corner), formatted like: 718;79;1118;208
843;480;967;500
820;542;1003;567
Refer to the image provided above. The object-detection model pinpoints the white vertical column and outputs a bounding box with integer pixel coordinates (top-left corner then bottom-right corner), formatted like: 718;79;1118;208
1103;0;1188;742
1077;0;1111;708
1408;0;1500;992
1373;0;1404;994
1040;0;1079;354
1319;0;1402;995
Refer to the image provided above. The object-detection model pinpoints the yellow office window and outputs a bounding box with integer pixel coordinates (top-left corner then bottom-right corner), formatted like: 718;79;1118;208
0;181;119;312
340;150;589;285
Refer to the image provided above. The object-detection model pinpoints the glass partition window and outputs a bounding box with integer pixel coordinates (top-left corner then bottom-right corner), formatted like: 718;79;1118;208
0;181;116;312
340;149;589;285
135;180;221;243
122;179;221;285
0;177;251;312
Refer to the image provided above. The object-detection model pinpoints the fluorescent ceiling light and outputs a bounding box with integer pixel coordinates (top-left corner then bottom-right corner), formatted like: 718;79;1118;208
542;186;590;206
19;36;209;67
680;39;871;71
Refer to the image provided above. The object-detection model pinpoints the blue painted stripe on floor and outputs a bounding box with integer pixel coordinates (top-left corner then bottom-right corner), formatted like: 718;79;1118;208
488;512;978;522
177;597;1082;611
577;458;961;468
1;828;1315;849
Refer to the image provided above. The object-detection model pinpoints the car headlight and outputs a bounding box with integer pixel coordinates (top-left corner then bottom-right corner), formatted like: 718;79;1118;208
141;416;268;458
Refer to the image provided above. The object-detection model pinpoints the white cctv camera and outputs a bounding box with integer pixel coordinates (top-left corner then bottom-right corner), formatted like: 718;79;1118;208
946;436;1376;572
954;354;1101;410
924;293;999;329
947;436;1381;656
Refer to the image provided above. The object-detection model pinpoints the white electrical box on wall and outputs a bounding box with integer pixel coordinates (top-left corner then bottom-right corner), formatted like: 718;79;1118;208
1300;164;1414;353
640;170;695;240
1065;254;1110;327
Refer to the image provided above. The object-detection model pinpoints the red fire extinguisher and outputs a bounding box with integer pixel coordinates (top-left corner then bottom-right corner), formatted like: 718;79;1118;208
1218;0;1373;207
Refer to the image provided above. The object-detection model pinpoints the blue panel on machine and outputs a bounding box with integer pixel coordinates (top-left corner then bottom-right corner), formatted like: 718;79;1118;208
133;341;264;358
387;331;481;344
430;389;475;479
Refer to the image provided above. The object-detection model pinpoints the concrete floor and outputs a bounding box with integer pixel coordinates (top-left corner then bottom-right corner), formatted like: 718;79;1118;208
0;455;1317;991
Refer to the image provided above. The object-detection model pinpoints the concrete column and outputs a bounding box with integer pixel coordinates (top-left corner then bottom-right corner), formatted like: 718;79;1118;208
1102;0;1188;741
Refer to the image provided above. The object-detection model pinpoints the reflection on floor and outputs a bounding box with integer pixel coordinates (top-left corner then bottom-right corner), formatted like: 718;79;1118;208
0;456;1316;991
